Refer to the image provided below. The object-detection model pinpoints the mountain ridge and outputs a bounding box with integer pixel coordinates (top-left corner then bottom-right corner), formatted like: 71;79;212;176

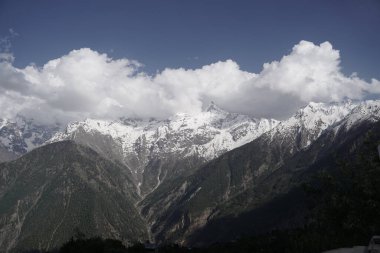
138;99;380;245
1;100;380;251
46;103;279;195
0;140;148;252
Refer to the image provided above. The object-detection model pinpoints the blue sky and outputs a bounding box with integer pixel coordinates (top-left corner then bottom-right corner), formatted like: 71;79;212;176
1;0;380;123
0;0;379;79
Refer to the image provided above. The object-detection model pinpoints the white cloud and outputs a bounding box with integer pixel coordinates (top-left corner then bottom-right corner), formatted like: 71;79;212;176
0;40;379;124
0;28;18;63
256;41;366;101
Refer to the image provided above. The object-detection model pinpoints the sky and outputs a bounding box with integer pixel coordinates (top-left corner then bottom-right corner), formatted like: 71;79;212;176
0;0;380;124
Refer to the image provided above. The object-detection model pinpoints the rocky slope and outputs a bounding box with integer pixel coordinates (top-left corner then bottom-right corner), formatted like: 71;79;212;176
138;100;380;245
1;100;380;251
48;103;279;195
185;118;380;246
0;117;59;162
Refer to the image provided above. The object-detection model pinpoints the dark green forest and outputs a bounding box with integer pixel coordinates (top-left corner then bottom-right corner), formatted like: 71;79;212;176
21;133;380;253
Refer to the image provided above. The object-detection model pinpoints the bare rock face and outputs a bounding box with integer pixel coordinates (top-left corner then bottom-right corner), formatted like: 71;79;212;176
0;117;59;162
139;100;380;246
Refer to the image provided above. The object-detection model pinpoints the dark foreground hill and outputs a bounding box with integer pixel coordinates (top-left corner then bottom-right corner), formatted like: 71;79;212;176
20;130;380;253
0;141;148;252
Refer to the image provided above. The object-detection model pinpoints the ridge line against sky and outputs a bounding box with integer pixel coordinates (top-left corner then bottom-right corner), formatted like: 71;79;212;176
0;0;379;124
0;38;380;124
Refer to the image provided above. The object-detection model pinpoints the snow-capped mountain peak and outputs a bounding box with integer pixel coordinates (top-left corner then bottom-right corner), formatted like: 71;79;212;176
205;101;226;114
2;100;380;163
268;100;358;149
0;116;59;156
1;100;380;196
336;100;380;130
47;105;279;193
294;100;356;128
51;105;279;161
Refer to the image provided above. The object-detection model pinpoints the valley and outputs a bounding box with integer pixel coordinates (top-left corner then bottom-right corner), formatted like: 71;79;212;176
0;100;379;252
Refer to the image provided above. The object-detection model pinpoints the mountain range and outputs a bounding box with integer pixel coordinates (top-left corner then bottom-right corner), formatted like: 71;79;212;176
0;100;379;252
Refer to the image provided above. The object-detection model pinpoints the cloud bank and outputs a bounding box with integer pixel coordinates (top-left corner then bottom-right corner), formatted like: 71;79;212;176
0;40;379;124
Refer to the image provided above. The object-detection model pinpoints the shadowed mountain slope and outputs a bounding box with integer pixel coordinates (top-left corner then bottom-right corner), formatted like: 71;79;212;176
0;141;148;252
139;104;380;246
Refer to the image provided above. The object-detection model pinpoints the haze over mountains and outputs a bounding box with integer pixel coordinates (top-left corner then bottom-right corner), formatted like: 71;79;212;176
0;99;380;252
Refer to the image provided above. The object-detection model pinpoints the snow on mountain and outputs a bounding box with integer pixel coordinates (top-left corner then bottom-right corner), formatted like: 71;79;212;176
0;116;59;158
338;100;380;130
50;102;279;161
47;103;280;194
1;100;380;167
267;100;359;150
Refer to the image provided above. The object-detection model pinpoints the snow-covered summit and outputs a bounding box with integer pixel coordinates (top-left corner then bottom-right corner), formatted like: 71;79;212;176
287;100;357;130
2;100;380;167
0;116;59;157
47;103;280;193
268;100;359;149
336;100;380;130
50;103;279;160
205;101;226;114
